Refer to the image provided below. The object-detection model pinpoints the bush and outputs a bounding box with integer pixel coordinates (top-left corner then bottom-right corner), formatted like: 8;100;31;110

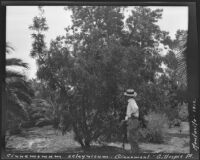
21;121;35;128
138;128;150;142
164;107;179;122
178;102;189;121
9;125;21;135
142;111;169;144
6;115;22;135
169;118;181;128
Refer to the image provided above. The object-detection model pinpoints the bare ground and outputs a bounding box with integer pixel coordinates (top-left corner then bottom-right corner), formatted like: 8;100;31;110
6;122;189;153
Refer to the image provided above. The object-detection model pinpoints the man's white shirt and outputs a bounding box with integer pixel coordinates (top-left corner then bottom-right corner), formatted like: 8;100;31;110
125;98;139;120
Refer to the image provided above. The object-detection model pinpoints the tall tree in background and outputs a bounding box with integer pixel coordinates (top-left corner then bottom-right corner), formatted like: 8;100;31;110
158;30;188;120
122;7;168;116
174;30;187;88
162;30;188;103
29;7;65;129
124;7;164;84
29;6;49;64
175;30;188;105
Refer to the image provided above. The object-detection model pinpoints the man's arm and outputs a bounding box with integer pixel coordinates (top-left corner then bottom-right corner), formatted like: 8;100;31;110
125;103;131;120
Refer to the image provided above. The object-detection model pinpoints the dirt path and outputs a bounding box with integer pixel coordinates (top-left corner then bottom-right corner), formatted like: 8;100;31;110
6;126;80;153
6;122;190;153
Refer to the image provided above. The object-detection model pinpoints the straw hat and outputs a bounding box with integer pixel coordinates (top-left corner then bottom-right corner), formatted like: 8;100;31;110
124;89;137;97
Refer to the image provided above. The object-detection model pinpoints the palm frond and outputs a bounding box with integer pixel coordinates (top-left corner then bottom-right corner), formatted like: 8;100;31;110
5;43;33;125
6;70;26;79
32;112;44;119
6;78;34;98
6;58;29;69
11;89;33;104
175;48;187;86
35;118;52;126
6;95;28;120
6;43;14;54
176;48;186;60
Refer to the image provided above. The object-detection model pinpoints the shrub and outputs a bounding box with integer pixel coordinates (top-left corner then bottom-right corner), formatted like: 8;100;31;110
142;111;169;144
6;114;22;135
169;118;181;128
138;128;150;142
178;102;189;121
20;121;35;128
164;107;179;122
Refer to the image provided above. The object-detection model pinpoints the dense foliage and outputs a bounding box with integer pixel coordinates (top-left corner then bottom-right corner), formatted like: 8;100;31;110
27;6;188;147
5;44;34;134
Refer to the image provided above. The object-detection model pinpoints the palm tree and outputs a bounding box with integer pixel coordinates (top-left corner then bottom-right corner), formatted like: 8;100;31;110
176;48;187;87
175;32;187;87
5;43;34;133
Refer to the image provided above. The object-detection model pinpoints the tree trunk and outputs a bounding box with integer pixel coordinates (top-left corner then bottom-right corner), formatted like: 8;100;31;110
73;123;85;148
83;139;91;149
79;139;85;148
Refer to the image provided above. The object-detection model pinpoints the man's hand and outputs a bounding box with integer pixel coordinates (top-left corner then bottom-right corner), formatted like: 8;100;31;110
120;119;127;126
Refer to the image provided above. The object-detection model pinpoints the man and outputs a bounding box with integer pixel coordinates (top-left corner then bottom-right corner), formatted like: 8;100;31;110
123;89;140;153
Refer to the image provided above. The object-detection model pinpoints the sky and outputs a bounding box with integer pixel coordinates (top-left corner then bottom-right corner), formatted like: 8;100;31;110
6;6;188;79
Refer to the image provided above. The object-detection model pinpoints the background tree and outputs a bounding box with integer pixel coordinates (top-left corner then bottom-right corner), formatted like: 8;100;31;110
121;7;169;118
22;79;61;128
162;30;188;103
160;30;188;121
28;6;75;133
29;6;48;61
162;30;187;88
5;43;34;134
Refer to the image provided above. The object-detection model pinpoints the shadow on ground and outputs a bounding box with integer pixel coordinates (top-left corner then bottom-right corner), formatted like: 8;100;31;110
6;122;190;153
